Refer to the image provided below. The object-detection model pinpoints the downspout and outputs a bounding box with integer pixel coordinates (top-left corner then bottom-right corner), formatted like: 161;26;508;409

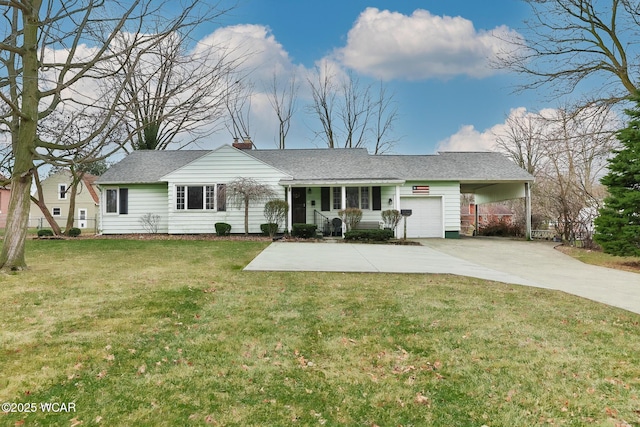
341;186;347;236
287;185;292;234
525;182;532;240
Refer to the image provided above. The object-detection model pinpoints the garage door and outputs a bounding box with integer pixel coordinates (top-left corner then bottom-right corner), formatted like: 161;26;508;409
400;197;443;238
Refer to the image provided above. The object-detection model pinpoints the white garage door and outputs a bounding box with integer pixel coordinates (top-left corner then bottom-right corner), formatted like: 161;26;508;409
400;197;443;238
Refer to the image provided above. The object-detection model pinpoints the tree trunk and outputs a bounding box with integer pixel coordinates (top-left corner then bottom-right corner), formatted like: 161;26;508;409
32;173;63;235
64;179;80;234
244;200;249;235
0;173;33;271
0;1;41;271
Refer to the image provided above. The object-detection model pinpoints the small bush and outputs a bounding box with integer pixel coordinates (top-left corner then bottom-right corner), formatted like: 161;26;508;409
339;208;362;231
214;222;232;236
344;229;394;242
291;223;317;238
37;229;54;237
67;227;81;237
264;199;289;237
260;223;279;236
381;209;402;230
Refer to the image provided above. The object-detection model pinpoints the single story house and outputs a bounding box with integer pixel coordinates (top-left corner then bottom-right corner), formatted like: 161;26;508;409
95;143;534;238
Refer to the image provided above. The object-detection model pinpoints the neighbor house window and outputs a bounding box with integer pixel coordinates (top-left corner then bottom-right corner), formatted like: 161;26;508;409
52;207;61;216
105;188;128;214
176;185;225;210
58;184;67;200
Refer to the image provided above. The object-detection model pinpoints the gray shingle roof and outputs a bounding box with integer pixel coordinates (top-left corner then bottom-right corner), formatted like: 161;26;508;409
97;150;209;184
248;149;534;182
96;146;534;185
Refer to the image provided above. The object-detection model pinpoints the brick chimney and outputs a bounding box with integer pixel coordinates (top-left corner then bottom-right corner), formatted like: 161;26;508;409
232;137;253;150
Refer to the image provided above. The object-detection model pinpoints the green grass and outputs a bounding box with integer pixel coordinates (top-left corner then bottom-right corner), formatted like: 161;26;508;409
557;245;640;273
1;239;639;426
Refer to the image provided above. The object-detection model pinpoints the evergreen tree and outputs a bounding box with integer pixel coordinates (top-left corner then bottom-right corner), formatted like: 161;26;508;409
594;98;640;256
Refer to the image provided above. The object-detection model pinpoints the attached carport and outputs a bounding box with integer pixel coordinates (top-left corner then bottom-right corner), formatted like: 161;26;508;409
461;181;533;239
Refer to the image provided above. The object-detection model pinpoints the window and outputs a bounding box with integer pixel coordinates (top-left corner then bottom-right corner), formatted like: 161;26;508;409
176;186;185;210
332;187;341;210
58;184;67;200
52;207;61;216
216;184;226;212
187;186;203;210
346;187;359;208
206;186;215;210
176;185;225;211
106;189;118;213
360;187;370;210
105;188;128;214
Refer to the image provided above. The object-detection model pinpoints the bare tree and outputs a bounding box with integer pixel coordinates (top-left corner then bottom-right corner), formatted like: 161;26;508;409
114;27;244;151
495;109;548;176
497;104;619;242
371;83;400;154
227;177;276;235
307;63;338;148
497;0;639;103
224;79;254;143
0;0;227;271
307;65;398;152
266;70;298;149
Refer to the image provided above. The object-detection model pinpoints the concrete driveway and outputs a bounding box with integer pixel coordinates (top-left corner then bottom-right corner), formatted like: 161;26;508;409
244;237;640;315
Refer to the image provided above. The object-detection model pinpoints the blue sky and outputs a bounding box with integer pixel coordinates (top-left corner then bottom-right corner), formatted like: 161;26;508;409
190;0;551;154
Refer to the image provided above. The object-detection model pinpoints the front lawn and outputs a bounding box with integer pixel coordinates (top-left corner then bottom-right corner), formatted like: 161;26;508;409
1;239;639;426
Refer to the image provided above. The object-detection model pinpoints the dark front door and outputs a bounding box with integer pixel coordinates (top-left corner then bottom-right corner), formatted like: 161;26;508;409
292;187;306;224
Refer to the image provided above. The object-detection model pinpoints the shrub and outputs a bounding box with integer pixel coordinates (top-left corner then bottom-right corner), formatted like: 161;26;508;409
338;208;362;231
381;209;402;230
260;223;279;236
263;199;288;237
291;223;317;238
37;229;54;237
67;227;81;237
214;222;232;236
344;229;394;242
139;213;161;234
479;217;522;237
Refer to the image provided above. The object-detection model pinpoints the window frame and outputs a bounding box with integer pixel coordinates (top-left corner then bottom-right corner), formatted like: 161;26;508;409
175;184;225;211
104;187;128;215
52;207;61;216
58;184;67;200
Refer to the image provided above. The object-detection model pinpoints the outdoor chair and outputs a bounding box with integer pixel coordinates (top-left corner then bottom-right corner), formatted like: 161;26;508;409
331;217;342;236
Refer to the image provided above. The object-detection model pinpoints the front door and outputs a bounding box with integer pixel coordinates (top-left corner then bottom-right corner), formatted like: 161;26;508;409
292;187;306;224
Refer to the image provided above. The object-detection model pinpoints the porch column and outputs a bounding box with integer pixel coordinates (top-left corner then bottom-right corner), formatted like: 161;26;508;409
287;185;293;234
395;185;401;210
341;186;347;235
525;182;532;240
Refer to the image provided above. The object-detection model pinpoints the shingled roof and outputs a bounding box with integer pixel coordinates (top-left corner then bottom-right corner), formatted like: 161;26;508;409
97;150;209;184
96;146;533;185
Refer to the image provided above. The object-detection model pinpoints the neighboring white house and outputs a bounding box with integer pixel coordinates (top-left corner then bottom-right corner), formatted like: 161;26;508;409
95;143;534;238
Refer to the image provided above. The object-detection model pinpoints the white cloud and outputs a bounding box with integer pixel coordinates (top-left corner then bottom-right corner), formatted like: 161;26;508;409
335;8;521;81
436;124;498;152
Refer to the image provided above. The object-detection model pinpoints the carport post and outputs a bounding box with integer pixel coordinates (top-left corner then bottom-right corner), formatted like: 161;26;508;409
525;182;532;240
